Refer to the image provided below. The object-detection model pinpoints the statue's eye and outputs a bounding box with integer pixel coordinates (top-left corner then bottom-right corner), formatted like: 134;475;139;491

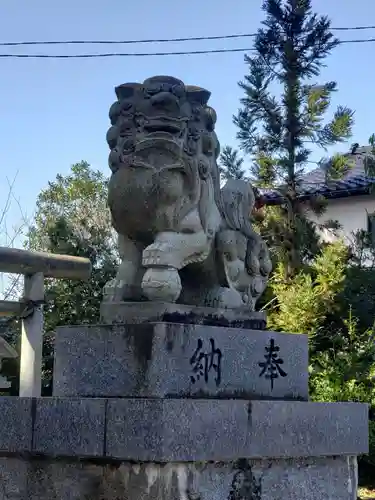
119;121;133;137
120;101;133;113
122;138;135;152
189;131;199;141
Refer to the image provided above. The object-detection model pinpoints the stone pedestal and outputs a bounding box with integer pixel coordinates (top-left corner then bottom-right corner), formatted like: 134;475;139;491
0;396;368;499
0;310;369;499
53;322;308;400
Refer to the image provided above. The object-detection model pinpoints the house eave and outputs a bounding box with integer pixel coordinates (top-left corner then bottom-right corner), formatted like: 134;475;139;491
263;185;374;206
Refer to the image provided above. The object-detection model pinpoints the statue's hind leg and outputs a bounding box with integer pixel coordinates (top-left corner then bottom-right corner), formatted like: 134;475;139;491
103;233;144;302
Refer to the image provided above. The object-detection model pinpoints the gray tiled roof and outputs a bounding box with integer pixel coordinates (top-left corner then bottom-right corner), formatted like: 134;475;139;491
262;146;375;204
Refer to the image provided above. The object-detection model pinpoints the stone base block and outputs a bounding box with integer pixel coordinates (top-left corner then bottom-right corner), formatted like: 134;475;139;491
0;397;367;498
53;322;308;400
0;455;360;500
0;397;368;461
100;301;267;330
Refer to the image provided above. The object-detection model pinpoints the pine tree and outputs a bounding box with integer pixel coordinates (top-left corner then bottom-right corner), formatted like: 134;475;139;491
224;0;354;273
219;146;248;181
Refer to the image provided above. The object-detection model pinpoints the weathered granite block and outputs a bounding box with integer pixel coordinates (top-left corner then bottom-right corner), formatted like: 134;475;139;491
0;397;32;452
105;399;164;461
247;400;368;459
0;397;367;498
0;398;366;463
106;398;250;461
33;398;106;457
0;455;360;499
53;322;308;400
105;399;368;462
0;457;29;499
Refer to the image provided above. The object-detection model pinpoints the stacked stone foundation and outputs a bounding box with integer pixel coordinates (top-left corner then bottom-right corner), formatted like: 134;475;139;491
0;305;369;499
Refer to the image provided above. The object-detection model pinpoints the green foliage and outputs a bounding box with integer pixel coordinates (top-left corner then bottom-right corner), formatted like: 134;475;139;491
268;242;348;334
309;310;375;468
254;204;321;268
367;421;375;468
364;133;375;179
234;0;354;170
339;229;375;332
28;161;111;250
342;268;375;332
219;146;248;181
264;228;375;468
320;153;355;181
26;161;117;394
309;310;375;404
220;0;354;273
251;152;278;187
264;237;375;467
27;161;117;321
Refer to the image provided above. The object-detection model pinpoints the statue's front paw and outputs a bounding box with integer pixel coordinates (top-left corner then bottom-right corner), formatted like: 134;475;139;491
142;242;179;268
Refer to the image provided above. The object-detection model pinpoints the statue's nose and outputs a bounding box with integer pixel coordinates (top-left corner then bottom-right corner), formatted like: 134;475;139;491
150;91;179;110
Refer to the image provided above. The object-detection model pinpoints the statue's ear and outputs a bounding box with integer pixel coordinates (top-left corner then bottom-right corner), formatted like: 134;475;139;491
115;83;141;101
185;85;211;106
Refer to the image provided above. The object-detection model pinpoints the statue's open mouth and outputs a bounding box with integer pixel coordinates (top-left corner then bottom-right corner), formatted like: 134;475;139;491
136;134;181;150
131;135;185;171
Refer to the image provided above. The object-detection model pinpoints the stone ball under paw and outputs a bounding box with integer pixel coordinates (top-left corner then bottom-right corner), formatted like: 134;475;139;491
141;267;182;303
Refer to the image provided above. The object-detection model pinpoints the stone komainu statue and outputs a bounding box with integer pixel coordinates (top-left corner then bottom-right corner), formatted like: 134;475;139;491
104;76;271;310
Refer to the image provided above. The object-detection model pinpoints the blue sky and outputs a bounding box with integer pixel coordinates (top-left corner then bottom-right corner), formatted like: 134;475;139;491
1;0;375;244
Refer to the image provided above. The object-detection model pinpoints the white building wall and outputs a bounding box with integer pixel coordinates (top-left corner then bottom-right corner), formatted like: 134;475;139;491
304;195;375;244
